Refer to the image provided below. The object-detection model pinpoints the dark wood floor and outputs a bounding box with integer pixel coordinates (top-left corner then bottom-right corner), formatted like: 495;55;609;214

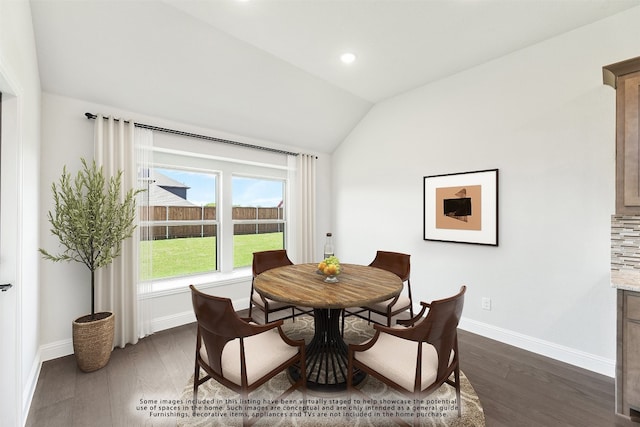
26;316;639;427
457;329;636;427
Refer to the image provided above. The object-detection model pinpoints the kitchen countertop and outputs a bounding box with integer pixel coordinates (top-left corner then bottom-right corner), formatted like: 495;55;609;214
611;269;640;292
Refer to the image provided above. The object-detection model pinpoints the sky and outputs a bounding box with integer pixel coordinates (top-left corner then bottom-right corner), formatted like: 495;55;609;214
157;168;283;207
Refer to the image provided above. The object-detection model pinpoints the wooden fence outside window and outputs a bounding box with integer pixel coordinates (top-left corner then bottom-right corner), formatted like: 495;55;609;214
140;206;284;240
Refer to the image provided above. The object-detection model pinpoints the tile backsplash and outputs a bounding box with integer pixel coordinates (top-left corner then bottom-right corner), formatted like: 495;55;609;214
612;215;640;271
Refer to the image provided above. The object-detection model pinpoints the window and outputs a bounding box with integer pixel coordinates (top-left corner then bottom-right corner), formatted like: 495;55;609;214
232;176;286;268
140;168;218;281
139;134;290;283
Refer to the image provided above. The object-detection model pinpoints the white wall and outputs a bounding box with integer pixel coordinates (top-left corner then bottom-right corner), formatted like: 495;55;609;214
0;0;42;424
38;93;333;357
333;7;640;376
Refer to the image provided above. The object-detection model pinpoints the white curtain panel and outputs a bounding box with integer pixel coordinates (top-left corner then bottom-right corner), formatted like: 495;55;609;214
94;115;149;347
288;154;316;263
135;127;154;340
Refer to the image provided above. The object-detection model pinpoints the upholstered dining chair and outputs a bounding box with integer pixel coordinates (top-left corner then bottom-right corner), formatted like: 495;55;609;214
347;286;466;424
343;250;413;330
249;249;311;323
190;285;306;426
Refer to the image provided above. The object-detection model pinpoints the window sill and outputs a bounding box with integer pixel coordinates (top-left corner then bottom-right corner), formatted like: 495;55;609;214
139;267;252;299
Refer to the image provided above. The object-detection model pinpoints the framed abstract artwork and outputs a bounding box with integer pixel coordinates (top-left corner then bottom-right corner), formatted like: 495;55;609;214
423;169;498;246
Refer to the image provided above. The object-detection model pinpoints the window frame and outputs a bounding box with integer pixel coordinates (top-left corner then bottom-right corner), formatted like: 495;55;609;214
140;146;290;294
140;165;220;281
231;173;288;269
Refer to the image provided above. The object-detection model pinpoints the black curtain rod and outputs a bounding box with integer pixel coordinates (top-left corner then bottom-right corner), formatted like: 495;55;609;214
84;112;299;157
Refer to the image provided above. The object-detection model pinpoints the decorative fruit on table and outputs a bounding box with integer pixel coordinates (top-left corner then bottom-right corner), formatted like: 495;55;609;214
318;256;341;276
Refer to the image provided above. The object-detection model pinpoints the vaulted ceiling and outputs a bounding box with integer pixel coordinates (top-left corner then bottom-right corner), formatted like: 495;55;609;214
30;0;640;153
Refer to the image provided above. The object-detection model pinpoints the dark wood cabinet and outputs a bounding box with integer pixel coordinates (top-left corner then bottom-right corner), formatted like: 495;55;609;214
618;289;640;419
604;57;640;215
605;57;640;421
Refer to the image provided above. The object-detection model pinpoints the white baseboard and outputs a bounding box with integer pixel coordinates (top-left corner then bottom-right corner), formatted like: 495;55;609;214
234;297;250;311
150;296;251;334
38;309;615;379
40;313;198;362
151;311;195;333
39;295;253;362
39;338;73;361
22;353;42;426
459;317;615;378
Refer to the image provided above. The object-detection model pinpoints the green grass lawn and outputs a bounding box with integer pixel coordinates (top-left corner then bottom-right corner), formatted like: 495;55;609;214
140;232;284;280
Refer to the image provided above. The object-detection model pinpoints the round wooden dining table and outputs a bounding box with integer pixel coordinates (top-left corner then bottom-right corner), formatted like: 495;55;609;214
253;262;403;391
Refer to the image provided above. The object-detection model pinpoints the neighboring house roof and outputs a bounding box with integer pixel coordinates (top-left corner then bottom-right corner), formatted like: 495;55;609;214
154;172;190;190
145;172;196;207
148;185;196;207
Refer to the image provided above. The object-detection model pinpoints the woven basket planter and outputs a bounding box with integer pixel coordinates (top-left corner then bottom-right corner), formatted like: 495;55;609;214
72;311;115;373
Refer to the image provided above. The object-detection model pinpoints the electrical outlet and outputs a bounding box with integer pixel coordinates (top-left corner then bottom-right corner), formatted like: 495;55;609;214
482;297;491;311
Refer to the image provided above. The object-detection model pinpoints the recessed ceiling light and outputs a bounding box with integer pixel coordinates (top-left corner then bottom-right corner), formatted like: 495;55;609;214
340;52;357;64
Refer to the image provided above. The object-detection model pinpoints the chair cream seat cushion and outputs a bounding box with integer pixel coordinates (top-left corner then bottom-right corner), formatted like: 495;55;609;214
201;328;298;386
251;291;291;310
355;331;454;392
366;294;411;313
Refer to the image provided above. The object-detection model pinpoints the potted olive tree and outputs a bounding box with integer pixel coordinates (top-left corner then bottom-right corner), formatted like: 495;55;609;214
40;158;141;372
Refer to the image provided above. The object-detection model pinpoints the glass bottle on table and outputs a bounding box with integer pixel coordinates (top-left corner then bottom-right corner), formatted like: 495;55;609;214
317;232;335;274
323;232;334;259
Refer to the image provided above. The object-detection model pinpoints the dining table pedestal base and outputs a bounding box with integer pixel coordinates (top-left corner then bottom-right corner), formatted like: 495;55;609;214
288;308;366;392
254;263;403;392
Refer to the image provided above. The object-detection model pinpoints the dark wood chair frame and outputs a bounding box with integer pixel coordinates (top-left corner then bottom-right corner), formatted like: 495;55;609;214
347;285;466;426
190;285;307;427
342;250;414;331
248;249;312;323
